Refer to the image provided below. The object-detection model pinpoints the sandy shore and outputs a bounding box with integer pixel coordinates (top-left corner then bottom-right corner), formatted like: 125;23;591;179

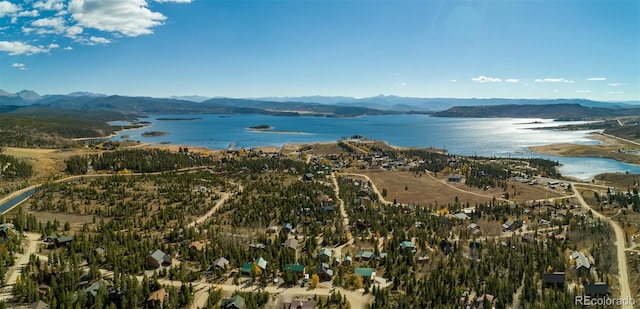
528;133;640;165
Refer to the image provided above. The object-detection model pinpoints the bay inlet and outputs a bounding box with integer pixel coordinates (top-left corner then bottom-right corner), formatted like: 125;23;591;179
110;114;640;180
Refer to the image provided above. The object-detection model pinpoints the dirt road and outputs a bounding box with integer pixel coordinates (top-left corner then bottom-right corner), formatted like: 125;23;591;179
0;232;43;301
572;185;633;308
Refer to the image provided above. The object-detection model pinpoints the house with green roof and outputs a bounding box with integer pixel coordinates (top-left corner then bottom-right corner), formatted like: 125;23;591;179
285;263;305;278
355;249;375;261
240;263;253;275
221;294;246;309
354;267;375;279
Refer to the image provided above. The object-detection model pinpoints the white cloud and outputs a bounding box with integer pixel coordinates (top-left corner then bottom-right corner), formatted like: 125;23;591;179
505;79;519;83
576;90;591;93
449;79;457;83
587;77;606;81
11;9;39;23
154;0;192;2
0;1;20;18
31;16;67;34
534;78;574;83
64;46;73;50
0;41;50;55
12;62;27;70
471;76;501;83
69;0;167;37
33;0;64;11
89;36;111;44
608;83;625;87
553;89;559;93
65;25;83;37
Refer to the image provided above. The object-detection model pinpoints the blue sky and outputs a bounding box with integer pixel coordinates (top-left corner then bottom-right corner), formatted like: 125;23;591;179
0;0;638;101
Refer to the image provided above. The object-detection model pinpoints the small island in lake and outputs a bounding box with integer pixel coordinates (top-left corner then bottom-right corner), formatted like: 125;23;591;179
141;131;169;137
248;124;273;131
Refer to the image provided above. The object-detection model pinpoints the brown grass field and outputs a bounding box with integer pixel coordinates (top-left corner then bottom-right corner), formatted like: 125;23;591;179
360;170;566;207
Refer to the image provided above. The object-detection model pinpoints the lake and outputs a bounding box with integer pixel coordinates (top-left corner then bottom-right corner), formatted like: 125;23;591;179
110;114;640;180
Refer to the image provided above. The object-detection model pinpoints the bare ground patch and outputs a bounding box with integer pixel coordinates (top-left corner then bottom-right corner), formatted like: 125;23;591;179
360;170;566;207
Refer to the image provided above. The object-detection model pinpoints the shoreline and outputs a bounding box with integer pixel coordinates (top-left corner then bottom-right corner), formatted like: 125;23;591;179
527;132;640;166
72;121;153;141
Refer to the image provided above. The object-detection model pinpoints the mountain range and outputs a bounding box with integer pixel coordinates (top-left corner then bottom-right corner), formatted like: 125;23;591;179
1;89;639;119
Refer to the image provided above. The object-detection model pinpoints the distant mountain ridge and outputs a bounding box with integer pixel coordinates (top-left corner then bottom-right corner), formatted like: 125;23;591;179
433;103;640;119
1;89;639;119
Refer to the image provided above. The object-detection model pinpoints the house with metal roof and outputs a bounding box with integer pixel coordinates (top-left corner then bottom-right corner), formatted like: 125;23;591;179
221;295;246;309
318;248;332;262
354;267;375;279
570;251;591;271
146;249;171;269
256;257;268;270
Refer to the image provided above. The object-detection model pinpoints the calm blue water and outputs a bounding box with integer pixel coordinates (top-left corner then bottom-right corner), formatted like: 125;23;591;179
110;114;640;180
0;188;36;214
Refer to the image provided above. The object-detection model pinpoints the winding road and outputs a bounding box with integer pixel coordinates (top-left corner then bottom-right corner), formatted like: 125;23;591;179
571;184;633;308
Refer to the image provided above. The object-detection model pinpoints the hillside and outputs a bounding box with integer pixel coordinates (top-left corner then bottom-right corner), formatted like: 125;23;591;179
0;107;138;148
432;103;640;119
2;90;637;115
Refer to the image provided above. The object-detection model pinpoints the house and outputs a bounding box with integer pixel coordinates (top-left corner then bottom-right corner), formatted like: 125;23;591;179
86;280;109;299
280;299;316;309
584;283;610;296
240;263;254;275
285;263;305;278
30;300;50;309
256;257;268;270
282;223;294;234
284;238;299;250
542;272;565;288
354;249;375;261
342;255;352;266
146;249;172;269
54;235;73;247
214;257;230;270
400;240;416;252
354;267;375;279
45;234;58;243
94;247;106;257
448;176;462;182
502;219;521;232
304;173;314;181
570;251;591;271
454;213;471;220
318;248;332;262
317;262;333;281
221;295;246;309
